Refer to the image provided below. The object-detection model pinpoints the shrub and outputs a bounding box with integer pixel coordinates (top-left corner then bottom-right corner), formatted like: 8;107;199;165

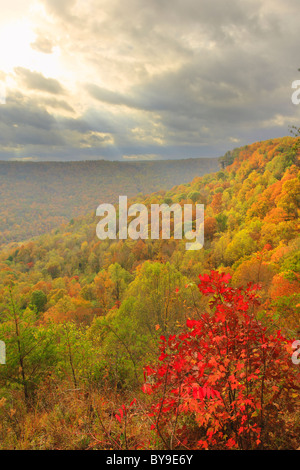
142;271;299;450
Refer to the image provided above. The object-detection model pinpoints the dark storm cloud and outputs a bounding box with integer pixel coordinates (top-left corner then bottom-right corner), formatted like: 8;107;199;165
79;0;299;156
42;98;74;113
85;84;135;108
15;67;66;95
0;92;58;130
0;92;64;148
0;91;115;158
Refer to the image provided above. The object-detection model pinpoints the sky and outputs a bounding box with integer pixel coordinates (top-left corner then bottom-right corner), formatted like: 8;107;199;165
0;0;299;161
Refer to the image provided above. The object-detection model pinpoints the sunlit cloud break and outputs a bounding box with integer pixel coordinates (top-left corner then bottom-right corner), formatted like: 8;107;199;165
0;0;299;161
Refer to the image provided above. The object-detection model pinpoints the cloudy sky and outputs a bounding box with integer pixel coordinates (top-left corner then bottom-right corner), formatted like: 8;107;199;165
0;0;299;161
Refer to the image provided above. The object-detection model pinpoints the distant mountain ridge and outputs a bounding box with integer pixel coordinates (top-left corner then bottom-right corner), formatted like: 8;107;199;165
0;157;219;246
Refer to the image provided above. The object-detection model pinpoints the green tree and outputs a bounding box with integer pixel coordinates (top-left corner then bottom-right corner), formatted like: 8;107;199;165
187;191;201;203
30;290;47;313
0;289;57;403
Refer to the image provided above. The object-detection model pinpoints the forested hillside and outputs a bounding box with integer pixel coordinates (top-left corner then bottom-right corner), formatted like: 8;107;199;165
0;157;219;247
0;136;299;450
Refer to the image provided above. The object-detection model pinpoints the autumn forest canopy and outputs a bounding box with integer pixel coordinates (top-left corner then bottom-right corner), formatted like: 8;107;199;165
0;157;219;248
0;136;299;450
